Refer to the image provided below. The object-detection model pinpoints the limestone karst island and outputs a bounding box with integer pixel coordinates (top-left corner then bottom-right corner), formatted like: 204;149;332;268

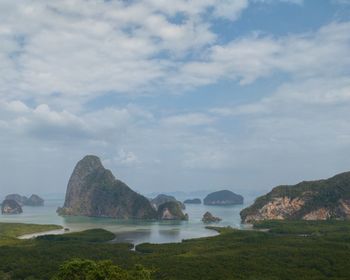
1;1;350;279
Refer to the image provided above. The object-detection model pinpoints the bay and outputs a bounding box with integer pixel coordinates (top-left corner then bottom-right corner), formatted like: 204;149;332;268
0;195;252;245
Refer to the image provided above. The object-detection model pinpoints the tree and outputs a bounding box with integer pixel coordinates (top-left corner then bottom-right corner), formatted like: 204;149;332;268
52;259;152;280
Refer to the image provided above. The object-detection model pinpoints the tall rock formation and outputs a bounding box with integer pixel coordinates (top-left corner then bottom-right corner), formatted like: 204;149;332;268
240;171;350;223
57;155;157;219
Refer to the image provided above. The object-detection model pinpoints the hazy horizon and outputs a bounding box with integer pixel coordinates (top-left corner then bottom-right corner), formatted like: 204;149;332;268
1;1;350;197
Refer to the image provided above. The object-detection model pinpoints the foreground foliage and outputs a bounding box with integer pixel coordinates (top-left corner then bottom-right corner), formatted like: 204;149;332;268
52;259;151;280
0;221;350;279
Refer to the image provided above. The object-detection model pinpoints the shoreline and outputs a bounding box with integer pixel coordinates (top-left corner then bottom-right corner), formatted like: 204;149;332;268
17;227;66;239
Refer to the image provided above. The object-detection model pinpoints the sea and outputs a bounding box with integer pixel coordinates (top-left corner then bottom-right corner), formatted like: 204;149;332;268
0;195;254;245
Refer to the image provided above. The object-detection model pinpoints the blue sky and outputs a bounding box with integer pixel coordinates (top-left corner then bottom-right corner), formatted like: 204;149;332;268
1;0;350;197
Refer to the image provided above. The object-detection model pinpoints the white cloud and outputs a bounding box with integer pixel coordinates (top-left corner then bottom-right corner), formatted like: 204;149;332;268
210;103;268;116
115;149;141;166
1;1;350;195
213;0;249;21
0;0;249;107
175;21;350;87
161;113;215;126
1;1;348;108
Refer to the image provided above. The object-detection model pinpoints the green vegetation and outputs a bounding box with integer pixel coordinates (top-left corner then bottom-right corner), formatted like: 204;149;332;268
0;223;62;245
36;229;115;243
52;259;151;280
1;221;350;279
253;219;350;235
204;190;243;205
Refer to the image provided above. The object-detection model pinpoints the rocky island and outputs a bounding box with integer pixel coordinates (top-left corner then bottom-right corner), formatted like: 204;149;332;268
157;201;188;220
5;194;28;205
57;155;157;219
151;194;185;210
1;199;23;214
184;198;201;204
5;194;44;206
25;195;44;206
202;211;221;223
240;170;350;223
204;190;244;206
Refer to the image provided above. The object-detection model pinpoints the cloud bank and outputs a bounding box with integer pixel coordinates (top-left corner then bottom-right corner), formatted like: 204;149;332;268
0;0;350;196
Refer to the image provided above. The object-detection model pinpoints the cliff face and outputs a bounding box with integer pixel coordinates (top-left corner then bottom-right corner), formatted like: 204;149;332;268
204;190;244;206
151;194;185;210
157;201;188;220
57;155;157;219
241;171;350;223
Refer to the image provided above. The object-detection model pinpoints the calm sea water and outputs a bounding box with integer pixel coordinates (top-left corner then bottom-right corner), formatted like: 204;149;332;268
0;196;252;245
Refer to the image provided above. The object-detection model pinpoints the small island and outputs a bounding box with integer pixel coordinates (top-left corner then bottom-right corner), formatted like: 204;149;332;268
202;212;221;223
184;198;201;204
1;199;23;214
5;194;44;206
204;190;244;206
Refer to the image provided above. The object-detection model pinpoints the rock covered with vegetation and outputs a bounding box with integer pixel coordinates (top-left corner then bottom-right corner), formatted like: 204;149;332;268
202;211;221;223
57;155;157;219
5;194;28;205
204;190;243;206
157;201;188;220
25;194;44;206
151;194;185;210
184;198;201;204
5;193;44;206
240;171;350;223
1;199;23;214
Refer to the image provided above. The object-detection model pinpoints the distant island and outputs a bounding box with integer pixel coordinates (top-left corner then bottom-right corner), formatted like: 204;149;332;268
240;170;350;223
204;190;244;206
184;198;201;204
57;155;187;220
5;194;44;206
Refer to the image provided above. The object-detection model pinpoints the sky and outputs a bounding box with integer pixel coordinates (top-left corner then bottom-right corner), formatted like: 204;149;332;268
1;0;350;198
